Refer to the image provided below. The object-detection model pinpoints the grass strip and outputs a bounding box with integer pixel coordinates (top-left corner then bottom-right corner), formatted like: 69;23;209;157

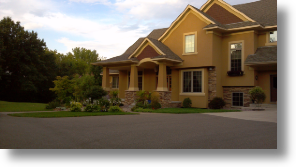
0;101;51;112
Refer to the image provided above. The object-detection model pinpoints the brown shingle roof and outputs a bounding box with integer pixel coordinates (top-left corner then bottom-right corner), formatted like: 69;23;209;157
95;28;182;64
233;0;277;27
245;46;277;64
204;21;261;30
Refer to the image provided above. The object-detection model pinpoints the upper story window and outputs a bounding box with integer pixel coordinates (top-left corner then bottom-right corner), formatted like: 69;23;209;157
230;43;242;72
183;32;197;55
185;34;195;53
269;31;277;43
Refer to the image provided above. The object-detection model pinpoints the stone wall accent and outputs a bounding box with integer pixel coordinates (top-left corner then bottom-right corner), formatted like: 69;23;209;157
123;91;137;107
223;87;254;108
168;101;182;108
156;91;172;108
208;67;217;103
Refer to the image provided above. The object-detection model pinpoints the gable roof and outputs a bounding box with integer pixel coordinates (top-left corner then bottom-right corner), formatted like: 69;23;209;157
93;28;177;65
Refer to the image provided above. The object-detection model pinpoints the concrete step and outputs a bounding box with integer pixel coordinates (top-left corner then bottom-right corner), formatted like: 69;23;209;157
249;103;277;108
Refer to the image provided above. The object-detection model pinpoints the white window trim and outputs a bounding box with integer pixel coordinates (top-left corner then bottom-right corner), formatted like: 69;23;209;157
265;31;277;46
228;40;244;72
183;31;198;55
232;92;244;107
179;69;205;96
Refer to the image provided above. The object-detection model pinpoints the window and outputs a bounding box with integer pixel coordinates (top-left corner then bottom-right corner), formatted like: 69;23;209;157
269;31;277;43
185;34;195;53
182;71;202;93
230;43;242;72
112;76;119;88
232;93;243;106
183;32;197;55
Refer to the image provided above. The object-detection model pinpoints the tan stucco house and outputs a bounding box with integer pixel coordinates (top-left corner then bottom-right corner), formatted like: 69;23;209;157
92;0;277;108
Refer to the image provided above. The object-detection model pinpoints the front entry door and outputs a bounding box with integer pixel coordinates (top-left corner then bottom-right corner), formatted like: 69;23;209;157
270;75;277;102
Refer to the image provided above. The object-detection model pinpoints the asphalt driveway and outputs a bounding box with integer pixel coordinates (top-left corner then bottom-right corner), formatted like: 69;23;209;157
0;112;277;149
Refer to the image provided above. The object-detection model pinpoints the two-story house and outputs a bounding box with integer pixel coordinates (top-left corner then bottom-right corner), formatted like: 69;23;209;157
92;0;277;108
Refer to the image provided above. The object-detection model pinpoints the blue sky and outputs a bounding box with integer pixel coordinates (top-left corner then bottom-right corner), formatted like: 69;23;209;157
0;0;264;59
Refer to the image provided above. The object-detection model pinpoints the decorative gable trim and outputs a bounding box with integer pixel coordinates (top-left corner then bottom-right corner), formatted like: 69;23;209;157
128;38;165;59
200;0;255;23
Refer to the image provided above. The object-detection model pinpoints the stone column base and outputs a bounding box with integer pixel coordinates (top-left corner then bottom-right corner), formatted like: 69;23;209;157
154;91;171;108
123;91;137;107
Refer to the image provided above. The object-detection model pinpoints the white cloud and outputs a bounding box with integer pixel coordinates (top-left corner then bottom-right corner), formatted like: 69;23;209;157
68;0;111;5
0;0;259;59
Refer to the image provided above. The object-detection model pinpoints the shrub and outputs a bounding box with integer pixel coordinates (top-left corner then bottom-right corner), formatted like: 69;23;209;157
151;102;161;110
98;98;110;112
109;90;121;106
45;100;60;109
151;92;160;103
85;85;107;103
249;86;266;104
63;96;72;107
182;98;192;108
84;104;100;112
131;106;137;112
70;102;82;112
136;102;145;108
208;97;226;109
136;90;146;103
108;106;123;112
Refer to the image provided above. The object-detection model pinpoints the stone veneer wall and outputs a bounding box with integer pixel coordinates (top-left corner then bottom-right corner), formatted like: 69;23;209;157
208;67;217;103
123;90;181;108
123;91;137;106
223;87;254;108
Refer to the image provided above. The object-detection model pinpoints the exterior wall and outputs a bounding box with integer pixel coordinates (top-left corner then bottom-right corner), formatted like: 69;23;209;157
256;70;277;104
221;31;256;86
223;86;253;108
119;71;128;99
212;33;223;98
178;68;209;108
171;69;179;101
143;69;157;92
163;12;214;68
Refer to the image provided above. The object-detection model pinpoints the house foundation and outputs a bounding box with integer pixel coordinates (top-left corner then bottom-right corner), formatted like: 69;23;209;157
223;86;254;108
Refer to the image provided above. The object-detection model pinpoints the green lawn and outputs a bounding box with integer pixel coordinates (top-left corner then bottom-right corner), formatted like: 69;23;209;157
134;107;241;114
8;111;138;118
0;101;52;112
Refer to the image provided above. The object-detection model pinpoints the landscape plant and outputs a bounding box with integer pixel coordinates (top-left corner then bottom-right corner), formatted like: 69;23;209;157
249;86;266;107
151;92;161;109
109;90;121;106
108;106;123;112
182;97;192;108
208;97;226;109
70;102;82;112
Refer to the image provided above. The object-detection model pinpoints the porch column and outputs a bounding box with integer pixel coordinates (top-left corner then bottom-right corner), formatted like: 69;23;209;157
102;67;110;91
157;62;168;91
128;65;139;91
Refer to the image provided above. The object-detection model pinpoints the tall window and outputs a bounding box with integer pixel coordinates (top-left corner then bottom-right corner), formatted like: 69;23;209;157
182;71;202;93
230;43;242;71
112;76;119;88
269;31;277;42
185;34;195;53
